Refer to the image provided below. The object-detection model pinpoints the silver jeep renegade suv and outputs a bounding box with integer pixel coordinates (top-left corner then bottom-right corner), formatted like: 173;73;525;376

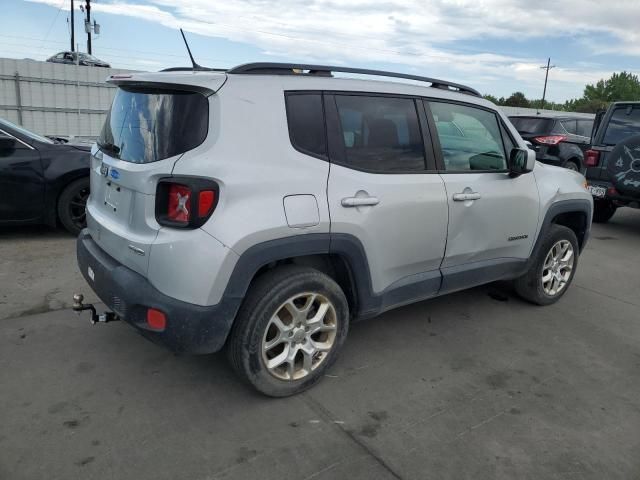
77;63;593;396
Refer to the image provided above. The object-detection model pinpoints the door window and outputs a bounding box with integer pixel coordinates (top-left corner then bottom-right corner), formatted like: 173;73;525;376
429;102;507;171
333;95;426;172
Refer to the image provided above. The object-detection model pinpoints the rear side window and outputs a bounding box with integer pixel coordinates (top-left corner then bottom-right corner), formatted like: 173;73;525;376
576;119;593;137
430;102;507;171
560;120;577;135
285;93;327;158
334;95;425;172
602;105;640;145
98;87;208;164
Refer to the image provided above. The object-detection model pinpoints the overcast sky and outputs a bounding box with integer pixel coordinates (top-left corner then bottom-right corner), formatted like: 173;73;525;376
2;0;640;101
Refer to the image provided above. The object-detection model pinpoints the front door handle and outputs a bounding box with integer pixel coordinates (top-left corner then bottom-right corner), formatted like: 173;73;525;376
341;196;380;207
452;192;481;201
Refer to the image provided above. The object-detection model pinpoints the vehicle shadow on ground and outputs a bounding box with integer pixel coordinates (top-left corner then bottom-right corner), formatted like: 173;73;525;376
0;224;72;240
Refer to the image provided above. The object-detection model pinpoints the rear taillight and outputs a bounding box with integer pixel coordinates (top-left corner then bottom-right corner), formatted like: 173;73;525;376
156;177;219;228
167;184;191;224
585;149;600;167
533;135;567;145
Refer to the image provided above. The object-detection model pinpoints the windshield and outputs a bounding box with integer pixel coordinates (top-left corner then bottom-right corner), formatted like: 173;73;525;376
0;118;53;144
509;117;553;135
98;87;209;163
602;105;640;146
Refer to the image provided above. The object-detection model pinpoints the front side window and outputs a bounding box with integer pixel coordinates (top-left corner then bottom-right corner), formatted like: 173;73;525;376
430;102;507;171
602;105;640;146
334;95;425;172
98;87;208;164
285;93;326;158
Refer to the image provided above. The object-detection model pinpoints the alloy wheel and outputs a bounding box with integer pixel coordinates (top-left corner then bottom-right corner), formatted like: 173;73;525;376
541;240;574;296
261;292;338;381
68;186;89;231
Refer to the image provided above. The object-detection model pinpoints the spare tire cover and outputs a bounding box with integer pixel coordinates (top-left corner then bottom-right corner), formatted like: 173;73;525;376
607;134;640;196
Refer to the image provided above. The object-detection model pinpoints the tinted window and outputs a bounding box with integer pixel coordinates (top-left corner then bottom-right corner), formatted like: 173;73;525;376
98;87;208;164
576;120;593;137
285;93;326;158
560;120;577;135
509;117;553;134
334;95;425;172
602;105;640;145
431;102;507;171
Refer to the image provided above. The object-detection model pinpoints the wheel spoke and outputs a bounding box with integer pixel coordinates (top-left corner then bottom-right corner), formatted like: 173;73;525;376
266;344;290;370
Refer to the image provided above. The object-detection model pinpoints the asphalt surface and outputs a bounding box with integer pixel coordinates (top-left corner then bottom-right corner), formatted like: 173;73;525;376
1;210;640;480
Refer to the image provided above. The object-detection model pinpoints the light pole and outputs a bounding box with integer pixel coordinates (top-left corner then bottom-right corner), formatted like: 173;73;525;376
540;58;556;111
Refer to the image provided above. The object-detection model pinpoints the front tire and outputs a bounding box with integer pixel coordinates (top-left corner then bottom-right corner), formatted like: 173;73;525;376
514;225;579;306
226;265;349;397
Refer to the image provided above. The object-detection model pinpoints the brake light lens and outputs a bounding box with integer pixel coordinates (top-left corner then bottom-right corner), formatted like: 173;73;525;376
585;149;600;167
533;135;567;145
156;178;219;229
167;184;191;223
198;190;215;218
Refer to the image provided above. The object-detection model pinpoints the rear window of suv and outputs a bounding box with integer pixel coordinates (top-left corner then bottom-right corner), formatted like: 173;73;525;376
98;87;208;163
602;105;640;146
509;117;553;134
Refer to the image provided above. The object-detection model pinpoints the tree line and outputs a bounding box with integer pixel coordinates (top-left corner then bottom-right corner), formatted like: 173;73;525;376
483;71;640;113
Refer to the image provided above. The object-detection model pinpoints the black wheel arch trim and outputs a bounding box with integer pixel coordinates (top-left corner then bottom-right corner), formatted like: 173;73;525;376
531;199;592;259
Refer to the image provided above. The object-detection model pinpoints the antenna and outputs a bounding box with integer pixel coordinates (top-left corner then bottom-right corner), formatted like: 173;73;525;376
180;28;206;71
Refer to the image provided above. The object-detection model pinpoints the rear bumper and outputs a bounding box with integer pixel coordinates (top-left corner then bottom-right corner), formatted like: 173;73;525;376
77;230;241;354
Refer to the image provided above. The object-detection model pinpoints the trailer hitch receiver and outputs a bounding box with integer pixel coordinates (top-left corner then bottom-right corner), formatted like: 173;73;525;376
72;293;119;324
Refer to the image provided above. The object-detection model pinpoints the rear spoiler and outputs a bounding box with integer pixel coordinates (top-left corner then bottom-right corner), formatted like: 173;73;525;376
106;72;227;96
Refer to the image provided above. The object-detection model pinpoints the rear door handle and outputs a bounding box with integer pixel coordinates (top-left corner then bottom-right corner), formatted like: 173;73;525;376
341;196;380;207
452;192;481;201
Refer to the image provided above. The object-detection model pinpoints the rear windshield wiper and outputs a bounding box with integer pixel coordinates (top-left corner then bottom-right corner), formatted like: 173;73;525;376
97;140;121;156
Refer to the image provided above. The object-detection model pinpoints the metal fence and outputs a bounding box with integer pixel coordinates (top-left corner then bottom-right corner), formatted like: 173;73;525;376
0;57;135;139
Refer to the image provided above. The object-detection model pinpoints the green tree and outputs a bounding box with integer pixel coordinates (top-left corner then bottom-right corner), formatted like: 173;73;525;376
504;91;530;108
584;71;640;103
482;94;500;104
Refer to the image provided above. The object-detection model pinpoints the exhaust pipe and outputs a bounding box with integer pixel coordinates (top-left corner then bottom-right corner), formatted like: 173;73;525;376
72;293;119;324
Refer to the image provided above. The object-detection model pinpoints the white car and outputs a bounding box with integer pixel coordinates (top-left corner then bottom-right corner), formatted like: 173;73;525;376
75;63;593;396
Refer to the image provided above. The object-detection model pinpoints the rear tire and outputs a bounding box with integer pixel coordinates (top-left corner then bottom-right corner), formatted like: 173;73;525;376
565;160;580;172
592;199;617;223
226;265;349;397
514;225;579;306
57;177;89;236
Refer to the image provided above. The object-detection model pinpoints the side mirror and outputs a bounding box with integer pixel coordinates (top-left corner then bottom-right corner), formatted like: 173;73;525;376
0;134;16;156
509;147;535;176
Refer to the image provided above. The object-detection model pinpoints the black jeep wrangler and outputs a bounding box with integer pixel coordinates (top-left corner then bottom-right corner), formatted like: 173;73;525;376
585;101;640;222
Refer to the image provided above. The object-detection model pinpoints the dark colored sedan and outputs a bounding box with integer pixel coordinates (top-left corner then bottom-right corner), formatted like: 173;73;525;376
46;51;110;68
0;118;90;235
509;115;593;171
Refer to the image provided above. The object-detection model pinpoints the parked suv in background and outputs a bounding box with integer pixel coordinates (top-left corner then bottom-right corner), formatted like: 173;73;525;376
76;63;593;396
584;101;640;222
509;115;593;172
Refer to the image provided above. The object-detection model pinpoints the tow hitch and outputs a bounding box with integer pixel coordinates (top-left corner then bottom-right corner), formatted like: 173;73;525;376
72;293;119;324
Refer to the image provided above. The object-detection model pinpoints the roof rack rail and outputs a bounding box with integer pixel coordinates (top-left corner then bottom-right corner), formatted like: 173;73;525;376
227;62;480;97
160;66;226;72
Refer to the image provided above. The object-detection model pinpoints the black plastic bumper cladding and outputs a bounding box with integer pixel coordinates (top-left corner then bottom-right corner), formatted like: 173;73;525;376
76;231;241;354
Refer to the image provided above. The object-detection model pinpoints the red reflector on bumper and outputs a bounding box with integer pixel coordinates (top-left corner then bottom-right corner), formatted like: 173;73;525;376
146;308;167;330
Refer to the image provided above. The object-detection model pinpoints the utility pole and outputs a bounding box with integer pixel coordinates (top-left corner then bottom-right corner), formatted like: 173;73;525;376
85;0;91;54
540;57;556;111
70;0;74;52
